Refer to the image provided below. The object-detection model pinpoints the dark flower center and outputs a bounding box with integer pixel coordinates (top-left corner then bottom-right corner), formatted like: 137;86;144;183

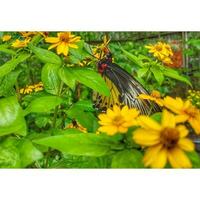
160;127;180;149
60;34;70;42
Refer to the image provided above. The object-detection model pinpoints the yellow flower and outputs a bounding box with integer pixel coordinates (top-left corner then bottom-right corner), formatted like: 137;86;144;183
93;35;110;59
45;32;81;56
19;82;43;94
20;32;38;38
98;105;139;136
34;82;44;92
138;90;163;106
20;31;48;38
163;96;200;134
2;34;11;42
11;38;31;48
145;42;173;65
20;85;35;94
133;109;194;168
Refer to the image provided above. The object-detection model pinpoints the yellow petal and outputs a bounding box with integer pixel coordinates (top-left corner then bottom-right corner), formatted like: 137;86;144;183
107;108;116;118
150;148;167;168
57;43;69;56
68;43;78;49
163;96;183;114
138;116;161;131
48;43;59;50
189;118;200;135
178;138;194;152
121;105;129;115
138;94;152;100
45;37;60;43
133;129;160;146
161;110;175;128
113;105;121;114
177;125;189;138
98;114;112;124
167;147;192;168
143;144;163;167
118;126;128;133
98;125;117;136
175;114;189;123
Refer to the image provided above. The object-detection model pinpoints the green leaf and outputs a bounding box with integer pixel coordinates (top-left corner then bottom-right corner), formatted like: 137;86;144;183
187;39;200;49
137;67;149;78
0;96;27;136
0;144;21;168
35;115;49;128
33;133;124;157
0;69;22;97
25;95;63;114
18;140;43;168
41;63;61;95
29;44;62;65
67;108;99;132
69;40;91;64
66;100;98;132
151;112;162;123
150;67;164;85
186;151;200;168
71;100;95;112
0;137;43;168
163;68;192;86
58;67;76;90
0;44;16;55
67;67;110;96
111;149;144;168
122;48;143;67
0;53;30;78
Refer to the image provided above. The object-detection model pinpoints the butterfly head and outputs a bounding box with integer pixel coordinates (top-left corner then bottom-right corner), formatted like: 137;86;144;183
97;48;113;74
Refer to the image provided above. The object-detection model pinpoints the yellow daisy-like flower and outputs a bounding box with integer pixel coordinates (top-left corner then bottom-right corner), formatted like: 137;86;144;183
11;38;31;48
45;32;81;56
163;96;200;134
133;109;194;168
2;34;12;42
145;42;173;65
138;90;163;106
98;105;139;136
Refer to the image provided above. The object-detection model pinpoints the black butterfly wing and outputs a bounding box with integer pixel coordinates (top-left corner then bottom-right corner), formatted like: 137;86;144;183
94;62;161;115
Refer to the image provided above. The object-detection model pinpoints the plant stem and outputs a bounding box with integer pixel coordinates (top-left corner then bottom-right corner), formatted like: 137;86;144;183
45;81;64;168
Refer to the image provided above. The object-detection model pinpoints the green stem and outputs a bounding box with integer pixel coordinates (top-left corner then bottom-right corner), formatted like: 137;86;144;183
45;81;64;168
15;80;21;102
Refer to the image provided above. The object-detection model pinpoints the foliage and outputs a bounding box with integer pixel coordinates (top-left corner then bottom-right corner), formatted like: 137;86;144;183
0;31;199;168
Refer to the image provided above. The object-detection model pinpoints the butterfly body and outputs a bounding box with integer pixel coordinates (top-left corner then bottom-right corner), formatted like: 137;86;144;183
93;50;161;115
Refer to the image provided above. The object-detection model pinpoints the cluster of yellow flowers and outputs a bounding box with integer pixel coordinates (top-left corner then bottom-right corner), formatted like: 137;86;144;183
145;42;173;65
98;91;200;168
19;82;43;94
187;90;200;109
1;32;81;57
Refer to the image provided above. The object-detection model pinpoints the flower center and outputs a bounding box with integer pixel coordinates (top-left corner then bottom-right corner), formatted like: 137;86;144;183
151;90;161;98
184;106;198;118
112;115;125;126
160;127;180;149
60;34;70;42
155;46;163;51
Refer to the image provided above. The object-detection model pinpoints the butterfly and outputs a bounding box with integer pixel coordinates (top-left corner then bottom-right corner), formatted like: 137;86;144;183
93;48;161;115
